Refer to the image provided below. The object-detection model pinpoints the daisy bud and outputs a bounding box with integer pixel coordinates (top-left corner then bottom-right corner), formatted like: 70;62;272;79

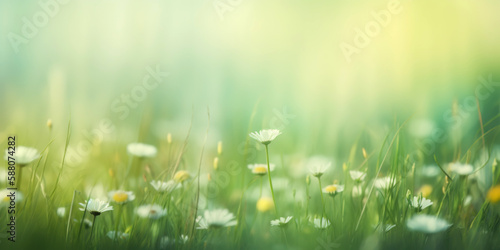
167;133;172;144
217;141;223;155
213;157;219;170
47;119;53;130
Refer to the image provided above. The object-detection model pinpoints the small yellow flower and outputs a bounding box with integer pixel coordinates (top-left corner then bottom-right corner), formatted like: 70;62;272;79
256;197;274;212
47;119;53;129
108;168;115;177
213;157;219;170
174;170;191;183
418;185;433;198
167;133;172;144
217;141;223;155
487;185;500;204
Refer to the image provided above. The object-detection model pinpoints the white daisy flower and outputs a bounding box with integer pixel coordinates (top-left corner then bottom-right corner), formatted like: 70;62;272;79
136;204;167;219
270;216;293;227
421;165;441;178
127;143;157;158
374;177;396;190
107;231;129;240
309;162;330;178
1;190;23;206
449;162;474;176
179;234;189;243
248;163;275;176
406;214;451;233
150;180;180;193
312;217;331;229
249;129;282;145
352;185;363;197
322;184;345;197
4;146;40;166
57;207;66;218
79;199;113;216
350;170;366;182
196;209;237;229
108;190;135;204
409;196;433;211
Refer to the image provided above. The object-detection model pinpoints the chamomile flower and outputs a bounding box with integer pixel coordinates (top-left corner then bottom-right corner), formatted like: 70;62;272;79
421;165;441;178
406;214;451;233
322;184;344;197
79;199;113;216
271;216;293;227
0;190;23;206
150;180;180;193
107;231;130;240
249;129;281;145
248;163;275;176
136;204;167;219
409;196;433;211
57;207;66;218
160;235;189;248
350;170;366;182
108;190;135;204
173;170;191;183
374;177;396;190
127;143;157;158
312;217;331;229
449;162;474;176
196;209;237;229
4;146;40;166
309;162;331;178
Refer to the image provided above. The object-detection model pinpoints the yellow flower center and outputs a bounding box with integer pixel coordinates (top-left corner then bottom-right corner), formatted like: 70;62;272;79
174;171;191;183
253;166;268;175
256;198;274;212
487;185;500;203
418;185;433;198
113;193;128;203
325;185;337;193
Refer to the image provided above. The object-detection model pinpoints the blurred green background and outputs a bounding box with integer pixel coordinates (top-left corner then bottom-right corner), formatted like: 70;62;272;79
1;0;500;160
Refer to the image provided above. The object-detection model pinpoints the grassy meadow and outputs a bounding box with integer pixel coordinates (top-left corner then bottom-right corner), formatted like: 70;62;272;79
2;1;500;250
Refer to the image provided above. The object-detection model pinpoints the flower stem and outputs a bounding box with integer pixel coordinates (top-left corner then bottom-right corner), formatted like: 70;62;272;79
318;177;326;222
265;145;278;215
88;215;97;243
